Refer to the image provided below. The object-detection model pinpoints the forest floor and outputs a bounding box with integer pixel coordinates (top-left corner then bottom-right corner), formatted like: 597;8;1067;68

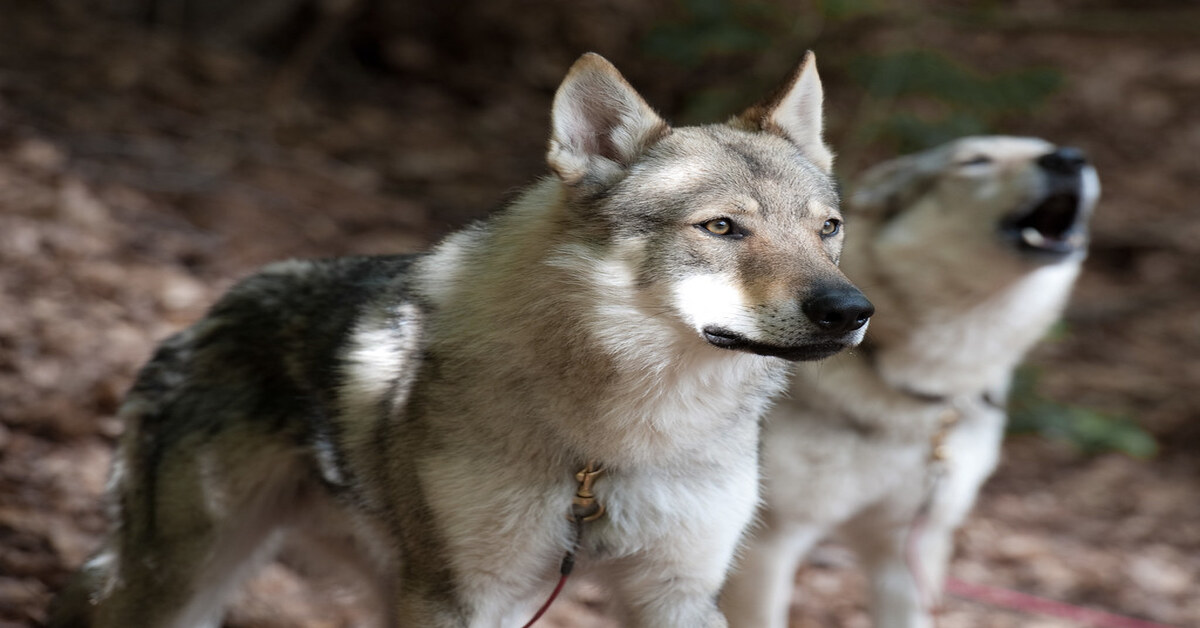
1;3;1198;627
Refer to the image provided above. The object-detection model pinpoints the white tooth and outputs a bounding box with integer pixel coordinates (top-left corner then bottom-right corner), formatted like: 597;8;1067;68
1021;227;1046;247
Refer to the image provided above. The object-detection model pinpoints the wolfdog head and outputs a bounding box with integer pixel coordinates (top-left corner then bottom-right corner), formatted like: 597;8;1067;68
843;135;1099;352
543;53;873;363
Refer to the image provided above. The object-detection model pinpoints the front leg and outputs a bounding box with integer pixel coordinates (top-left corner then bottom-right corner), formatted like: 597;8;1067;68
613;533;738;628
389;556;566;628
618;567;729;628
607;467;760;627
396;453;575;628
849;406;1005;628
848;470;989;627
849;523;944;628
721;519;827;628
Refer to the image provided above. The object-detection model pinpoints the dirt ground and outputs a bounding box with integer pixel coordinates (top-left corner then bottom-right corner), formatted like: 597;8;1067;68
1;2;1197;627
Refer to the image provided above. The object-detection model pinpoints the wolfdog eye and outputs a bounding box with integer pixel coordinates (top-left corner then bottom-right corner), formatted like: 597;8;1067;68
820;219;841;237
957;155;993;167
700;218;734;236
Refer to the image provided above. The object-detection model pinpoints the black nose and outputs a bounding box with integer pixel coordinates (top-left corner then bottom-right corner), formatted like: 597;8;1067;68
802;284;874;334
1037;147;1088;176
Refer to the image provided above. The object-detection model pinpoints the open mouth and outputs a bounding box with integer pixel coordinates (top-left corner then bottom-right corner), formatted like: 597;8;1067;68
1001;189;1090;257
703;327;850;362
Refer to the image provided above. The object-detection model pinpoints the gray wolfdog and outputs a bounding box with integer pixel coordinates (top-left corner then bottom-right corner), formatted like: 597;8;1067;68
722;136;1098;628
50;52;873;627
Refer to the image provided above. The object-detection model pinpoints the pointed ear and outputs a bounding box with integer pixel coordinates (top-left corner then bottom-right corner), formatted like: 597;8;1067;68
547;53;670;186
849;152;938;218
733;51;833;173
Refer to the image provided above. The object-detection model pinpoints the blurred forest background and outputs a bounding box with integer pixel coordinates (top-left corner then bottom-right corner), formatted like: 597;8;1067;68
1;0;1197;626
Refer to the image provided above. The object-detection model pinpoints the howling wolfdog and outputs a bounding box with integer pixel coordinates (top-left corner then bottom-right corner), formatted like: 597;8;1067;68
51;52;872;627
723;136;1098;628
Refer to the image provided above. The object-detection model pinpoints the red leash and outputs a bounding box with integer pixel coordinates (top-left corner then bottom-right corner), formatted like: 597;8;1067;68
905;457;1180;628
946;578;1183;628
520;517;581;628
904;409;1179;628
520;571;572;628
909;511;1180;628
520;462;604;627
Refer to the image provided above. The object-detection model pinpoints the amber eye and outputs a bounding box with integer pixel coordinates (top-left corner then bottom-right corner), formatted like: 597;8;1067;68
820;219;841;237
702;218;734;236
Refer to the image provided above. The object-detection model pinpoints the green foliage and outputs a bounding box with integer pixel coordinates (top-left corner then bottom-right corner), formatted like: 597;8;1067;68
849;50;1061;110
640;0;785;123
847;49;1063;152
642;0;773;69
818;0;883;21
870;112;990;151
672;85;751;126
1007;368;1158;459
